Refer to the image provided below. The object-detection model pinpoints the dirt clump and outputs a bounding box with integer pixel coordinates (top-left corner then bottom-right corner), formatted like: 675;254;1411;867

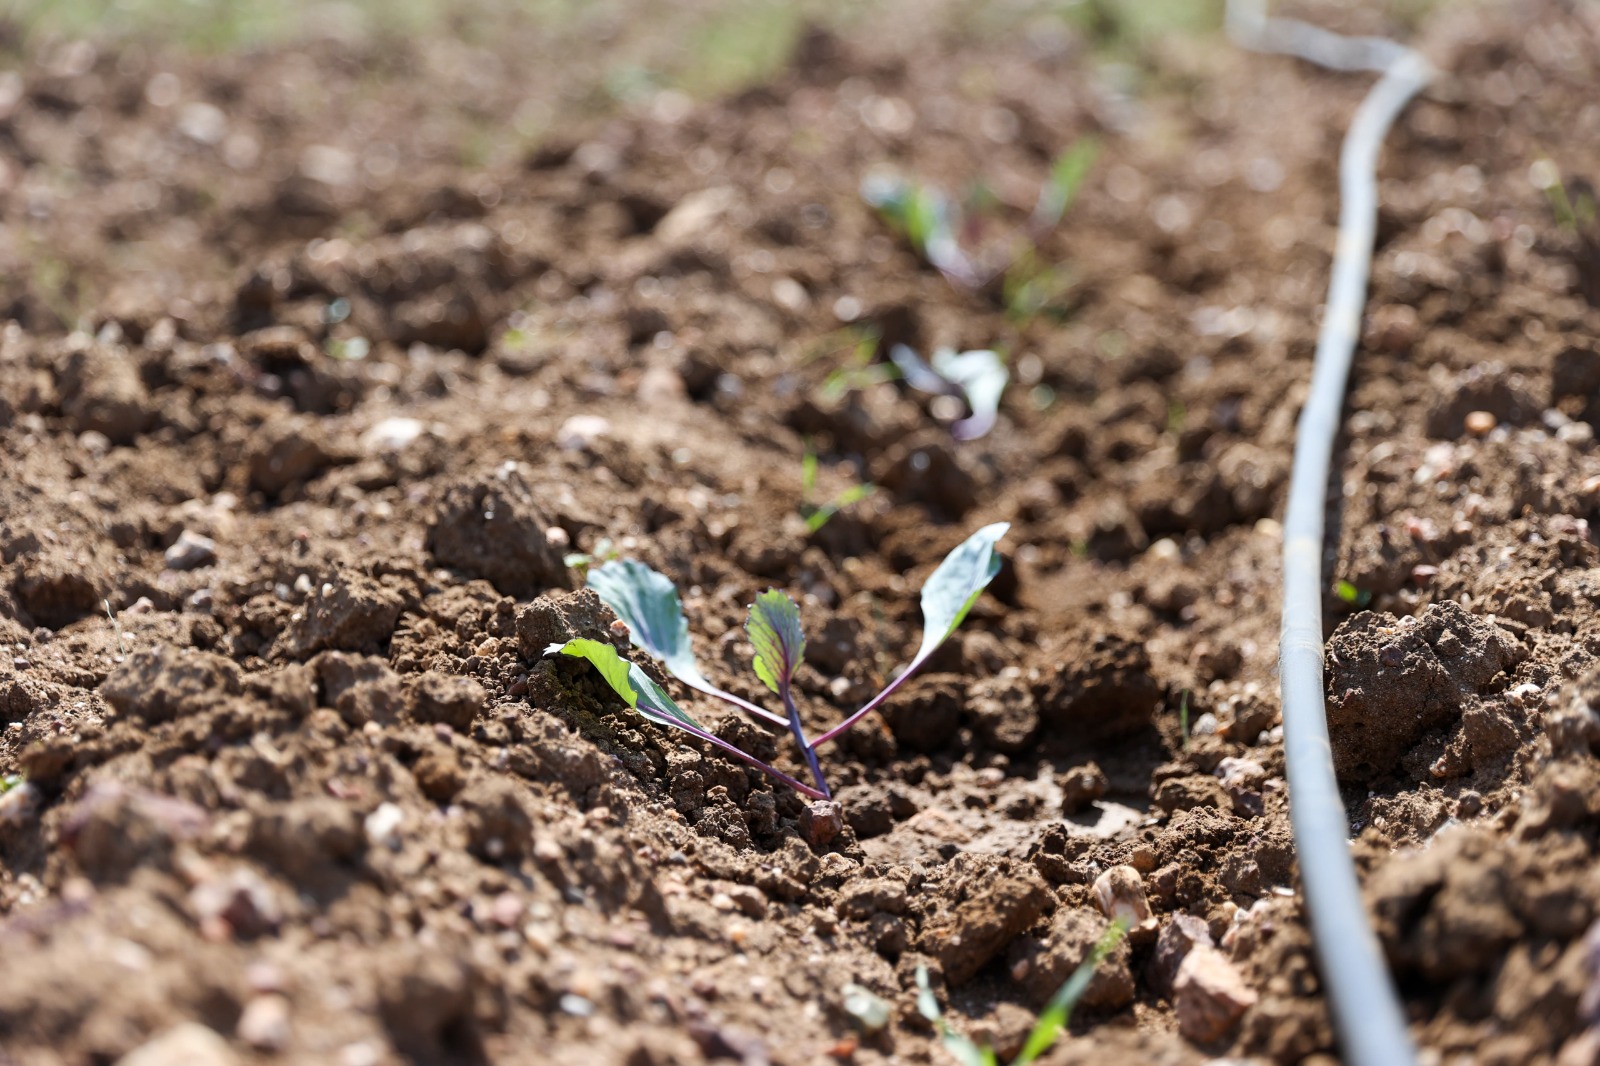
1325;600;1519;781
919;855;1052;986
1007;906;1135;1010
100;645;243;723
426;464;571;598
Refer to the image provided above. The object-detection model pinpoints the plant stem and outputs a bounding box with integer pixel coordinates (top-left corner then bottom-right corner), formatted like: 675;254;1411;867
687;678;791;729
812;652;928;748
676;716;827;800
781;683;831;798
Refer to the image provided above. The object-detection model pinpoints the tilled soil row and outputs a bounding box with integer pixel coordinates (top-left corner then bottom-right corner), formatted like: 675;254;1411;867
1;2;1599;1064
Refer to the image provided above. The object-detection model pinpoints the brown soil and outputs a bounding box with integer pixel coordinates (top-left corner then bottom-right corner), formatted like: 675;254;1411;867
2;1;1599;1063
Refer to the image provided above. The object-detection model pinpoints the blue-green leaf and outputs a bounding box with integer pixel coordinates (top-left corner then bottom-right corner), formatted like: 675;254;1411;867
587;558;708;690
915;523;1009;664
745;589;806;694
545;638;703;731
931;348;1008;441
861;175;975;286
891;345;1009;441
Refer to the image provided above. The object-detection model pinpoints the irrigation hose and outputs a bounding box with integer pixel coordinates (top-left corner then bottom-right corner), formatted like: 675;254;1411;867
1229;5;1433;1065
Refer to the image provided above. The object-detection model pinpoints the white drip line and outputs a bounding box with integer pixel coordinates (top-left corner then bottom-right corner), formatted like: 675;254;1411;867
1229;3;1432;1065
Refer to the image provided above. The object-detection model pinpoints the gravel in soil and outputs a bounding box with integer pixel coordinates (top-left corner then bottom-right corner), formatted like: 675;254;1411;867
1;1;1600;1063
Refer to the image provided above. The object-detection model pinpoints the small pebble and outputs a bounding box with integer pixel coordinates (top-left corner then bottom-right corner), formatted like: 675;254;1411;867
1464;410;1497;436
237;993;293;1051
799;800;844;848
164;530;218;571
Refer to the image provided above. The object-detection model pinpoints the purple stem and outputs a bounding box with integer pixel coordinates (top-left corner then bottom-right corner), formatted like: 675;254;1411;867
683;676;790;729
812;651;931;748
781;684;831;799
665;713;827;800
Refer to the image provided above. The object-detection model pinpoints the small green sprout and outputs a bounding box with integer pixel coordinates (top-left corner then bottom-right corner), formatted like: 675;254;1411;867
1334;580;1372;608
862;135;1098;295
564;538;621;578
1033;137;1101;231
326;336;370;361
1179;689;1192;753
1532;158;1597;232
916;918;1129;1066
819;330;899;401
801;448;876;533
104;599;126;663
0;774;22;795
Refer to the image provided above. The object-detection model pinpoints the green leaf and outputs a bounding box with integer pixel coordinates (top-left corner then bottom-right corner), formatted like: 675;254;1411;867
588;559;710;690
1033;135;1100;229
745;589;806;694
0;773;22;795
546;639;704;732
915;523;1009;664
931;349;1008;441
1334;580;1371;607
1013;918;1129;1065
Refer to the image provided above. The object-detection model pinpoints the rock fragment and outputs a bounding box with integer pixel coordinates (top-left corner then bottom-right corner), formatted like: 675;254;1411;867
1148;913;1215;995
1174;945;1257;1043
1092;865;1156;934
799;800;844;849
237;993;293;1051
164;530;218;571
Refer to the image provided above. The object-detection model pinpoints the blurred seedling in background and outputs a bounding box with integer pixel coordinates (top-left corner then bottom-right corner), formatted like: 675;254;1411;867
546;524;1009;799
816;327;900;401
863;136;1099;301
801;447;876;533
0;775;22;795
1531;158;1597;233
809;327;1008;443
1334;580;1372;609
563;537;621;578
890;345;1010;441
916;918;1130;1065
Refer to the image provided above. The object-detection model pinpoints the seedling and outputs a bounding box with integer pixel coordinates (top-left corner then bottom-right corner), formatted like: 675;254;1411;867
0;774;22;795
801;449;876;533
861;175;980;288
547;523;1009;799
916;918;1129;1066
563;537;621;578
1178;689;1192;753
817;328;900;401
890;345;1009;442
1333;580;1372;608
103;599;126;663
1532;158;1597;233
862;136;1099;293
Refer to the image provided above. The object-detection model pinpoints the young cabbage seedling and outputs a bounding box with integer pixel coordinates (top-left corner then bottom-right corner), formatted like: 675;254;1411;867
890;345;1010;442
916;918;1129;1066
861;136;1099;293
546;523;1009;799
